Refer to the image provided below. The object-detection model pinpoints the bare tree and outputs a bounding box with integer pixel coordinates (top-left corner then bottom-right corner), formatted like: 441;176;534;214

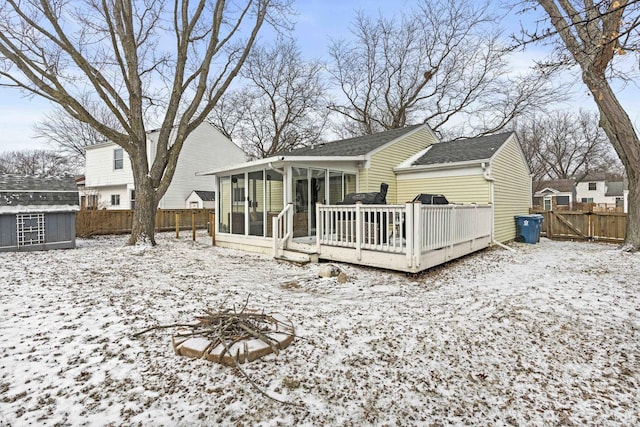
0;149;76;176
33;100;121;163
327;0;556;138
210;38;328;159
515;109;622;181
521;0;640;249
0;0;291;245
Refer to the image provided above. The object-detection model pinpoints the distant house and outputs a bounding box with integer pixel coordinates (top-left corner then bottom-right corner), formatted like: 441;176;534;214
84;122;246;210
0;175;79;252
576;174;628;211
186;190;215;209
198;125;532;272
532;179;576;210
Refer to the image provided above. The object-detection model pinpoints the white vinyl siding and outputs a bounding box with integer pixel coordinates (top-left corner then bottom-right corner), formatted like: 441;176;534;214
84;123;246;210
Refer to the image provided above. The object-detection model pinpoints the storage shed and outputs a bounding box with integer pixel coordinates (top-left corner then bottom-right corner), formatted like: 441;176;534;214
0;175;80;252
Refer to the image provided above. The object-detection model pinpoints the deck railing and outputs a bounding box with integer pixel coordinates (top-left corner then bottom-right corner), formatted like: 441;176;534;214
272;203;293;257
317;203;493;270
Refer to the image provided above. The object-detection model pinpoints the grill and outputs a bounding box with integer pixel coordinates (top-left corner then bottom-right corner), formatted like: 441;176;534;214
412;193;449;205
336;183;389;205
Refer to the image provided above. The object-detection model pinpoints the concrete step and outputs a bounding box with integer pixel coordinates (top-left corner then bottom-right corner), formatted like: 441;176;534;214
275;248;319;265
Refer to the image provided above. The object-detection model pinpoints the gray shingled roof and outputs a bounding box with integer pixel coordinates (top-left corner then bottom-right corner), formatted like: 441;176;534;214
193;190;215;201
280;124;424;157
0;175;79;208
605;181;625;197
533;179;575;193
413;132;512;166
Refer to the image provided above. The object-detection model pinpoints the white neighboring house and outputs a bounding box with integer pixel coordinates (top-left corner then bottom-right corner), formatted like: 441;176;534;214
84;122;246;210
575;174;628;212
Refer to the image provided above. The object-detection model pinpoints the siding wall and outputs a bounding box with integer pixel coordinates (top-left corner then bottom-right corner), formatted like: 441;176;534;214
360;127;437;203
85;145;134;187
396;173;490;205
491;137;531;243
158;124;246;209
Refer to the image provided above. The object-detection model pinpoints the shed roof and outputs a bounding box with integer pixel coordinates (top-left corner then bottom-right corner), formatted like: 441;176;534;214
280;124;424;157
0;175;79;211
412;132;513;166
533;179;575;194
193;190;215;201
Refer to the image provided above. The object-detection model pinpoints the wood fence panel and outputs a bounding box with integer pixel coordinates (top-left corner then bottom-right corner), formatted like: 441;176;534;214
77;209;213;237
530;208;626;242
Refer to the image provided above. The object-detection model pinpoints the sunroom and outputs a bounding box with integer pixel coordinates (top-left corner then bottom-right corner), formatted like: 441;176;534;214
204;155;361;254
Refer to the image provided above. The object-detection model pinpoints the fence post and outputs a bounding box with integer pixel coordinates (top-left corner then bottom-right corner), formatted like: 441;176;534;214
210;212;216;245
175;212;180;238
192;211;196;241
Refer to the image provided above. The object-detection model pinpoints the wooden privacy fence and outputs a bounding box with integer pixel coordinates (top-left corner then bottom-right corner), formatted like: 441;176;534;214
530;209;626;243
76;209;214;237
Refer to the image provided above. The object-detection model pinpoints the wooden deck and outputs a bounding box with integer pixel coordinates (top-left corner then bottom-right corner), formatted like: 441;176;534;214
314;203;492;273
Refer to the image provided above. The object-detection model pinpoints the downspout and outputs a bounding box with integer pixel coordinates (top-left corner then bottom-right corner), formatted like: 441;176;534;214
482;162;515;252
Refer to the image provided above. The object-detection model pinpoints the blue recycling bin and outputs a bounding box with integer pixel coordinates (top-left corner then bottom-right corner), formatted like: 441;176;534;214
515;214;544;244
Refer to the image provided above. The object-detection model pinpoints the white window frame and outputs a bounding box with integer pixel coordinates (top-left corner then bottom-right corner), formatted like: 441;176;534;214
114;148;124;170
111;194;120;206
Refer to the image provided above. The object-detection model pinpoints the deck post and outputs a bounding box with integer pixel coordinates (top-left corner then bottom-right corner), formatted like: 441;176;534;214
405;203;414;268
413;203;422;269
355;202;362;260
316;203;322;253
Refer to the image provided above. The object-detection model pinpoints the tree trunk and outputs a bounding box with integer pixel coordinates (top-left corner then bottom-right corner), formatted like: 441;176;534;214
128;153;160;246
582;70;640;250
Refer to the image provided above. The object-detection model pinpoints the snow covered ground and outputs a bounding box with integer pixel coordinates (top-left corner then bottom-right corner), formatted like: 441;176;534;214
1;233;639;426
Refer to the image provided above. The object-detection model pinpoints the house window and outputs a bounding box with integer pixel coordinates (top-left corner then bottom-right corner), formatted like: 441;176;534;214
588;182;596;191
87;194;99;209
111;194;120;206
16;213;45;246
114;148;124;170
581;198;594;203
130;190;135;210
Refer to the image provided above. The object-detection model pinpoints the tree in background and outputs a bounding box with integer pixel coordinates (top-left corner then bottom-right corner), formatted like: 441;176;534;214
525;0;640;249
210;38;328;159
0;0;291;245
515;109;623;182
34;100;121;165
327;0;557;138
0;149;76;176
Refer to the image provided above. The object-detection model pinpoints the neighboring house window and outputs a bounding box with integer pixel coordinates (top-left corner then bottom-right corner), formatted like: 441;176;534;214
87;194;99;209
111;194;120;206
16;213;45;246
130;190;135;210
582;198;594;203
543;197;552;211
114;148;124;170
588;182;596;191
190;201;199;208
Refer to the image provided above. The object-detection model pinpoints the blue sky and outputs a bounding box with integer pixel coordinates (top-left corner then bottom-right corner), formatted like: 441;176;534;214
0;0;638;154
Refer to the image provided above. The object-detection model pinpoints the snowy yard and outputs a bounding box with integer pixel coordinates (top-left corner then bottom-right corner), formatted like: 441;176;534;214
1;233;639;426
